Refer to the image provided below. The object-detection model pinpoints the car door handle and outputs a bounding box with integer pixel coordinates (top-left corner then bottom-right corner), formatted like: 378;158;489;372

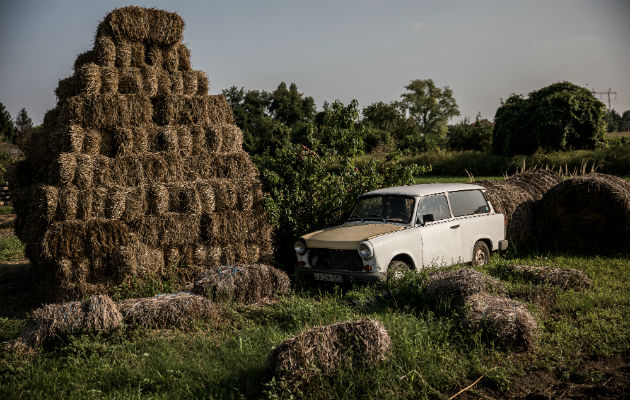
450;224;460;229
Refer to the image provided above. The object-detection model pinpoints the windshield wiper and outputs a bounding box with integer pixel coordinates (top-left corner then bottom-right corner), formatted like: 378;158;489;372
347;216;363;222
366;214;386;222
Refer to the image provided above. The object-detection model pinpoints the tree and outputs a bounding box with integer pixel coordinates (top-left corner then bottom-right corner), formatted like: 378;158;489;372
399;79;460;137
448;114;493;151
0;102;16;143
15;107;33;149
493;82;607;155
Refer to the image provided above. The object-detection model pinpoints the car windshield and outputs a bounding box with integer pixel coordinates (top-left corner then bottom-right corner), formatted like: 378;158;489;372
347;195;415;224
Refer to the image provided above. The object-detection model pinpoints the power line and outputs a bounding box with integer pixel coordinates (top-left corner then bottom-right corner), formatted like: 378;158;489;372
591;88;618;109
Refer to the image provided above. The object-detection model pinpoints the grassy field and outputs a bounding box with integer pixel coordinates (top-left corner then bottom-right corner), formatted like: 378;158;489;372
1;176;629;399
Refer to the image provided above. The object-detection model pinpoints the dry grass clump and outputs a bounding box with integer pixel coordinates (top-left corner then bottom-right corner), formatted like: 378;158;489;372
265;319;391;381
538;173;630;254
464;293;538;351
502;265;592;290
478;169;563;249
192;264;290;304
118;292;212;329
9;295;122;349
425;268;505;305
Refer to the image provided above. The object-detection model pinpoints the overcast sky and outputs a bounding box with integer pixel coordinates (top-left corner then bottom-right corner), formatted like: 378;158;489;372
1;0;628;125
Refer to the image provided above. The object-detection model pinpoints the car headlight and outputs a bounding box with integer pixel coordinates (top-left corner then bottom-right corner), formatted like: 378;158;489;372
294;239;307;255
358;241;374;259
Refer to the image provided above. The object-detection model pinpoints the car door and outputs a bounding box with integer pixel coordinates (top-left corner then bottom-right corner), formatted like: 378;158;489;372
447;189;494;262
416;193;462;267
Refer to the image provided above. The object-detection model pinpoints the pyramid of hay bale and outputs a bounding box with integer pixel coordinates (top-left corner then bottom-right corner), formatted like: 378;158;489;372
8;6;272;299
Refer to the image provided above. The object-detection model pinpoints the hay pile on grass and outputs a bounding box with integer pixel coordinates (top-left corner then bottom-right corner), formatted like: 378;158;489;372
502;264;592;290
9;295;122;349
477;169;563;249
8;6;272;300
538;173;630;254
192;264;291;304
265;319;391;381
118;292;213;329
425;268;505;305
464;293;537;351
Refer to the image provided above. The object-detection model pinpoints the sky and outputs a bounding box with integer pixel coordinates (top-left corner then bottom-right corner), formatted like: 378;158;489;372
0;0;628;125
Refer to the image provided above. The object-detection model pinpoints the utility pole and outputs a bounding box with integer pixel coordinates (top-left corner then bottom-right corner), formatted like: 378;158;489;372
591;88;617;109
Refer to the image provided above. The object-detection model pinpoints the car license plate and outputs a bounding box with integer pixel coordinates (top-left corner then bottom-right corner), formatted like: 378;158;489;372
314;272;343;283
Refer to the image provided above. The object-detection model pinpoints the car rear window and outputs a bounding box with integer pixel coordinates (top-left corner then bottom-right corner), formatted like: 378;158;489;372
448;190;490;217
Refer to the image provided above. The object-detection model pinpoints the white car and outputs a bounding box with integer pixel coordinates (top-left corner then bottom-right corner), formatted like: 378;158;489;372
294;183;508;283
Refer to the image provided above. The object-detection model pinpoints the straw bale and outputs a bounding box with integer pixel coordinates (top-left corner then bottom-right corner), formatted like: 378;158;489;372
207;246;221;265
89;187;108;219
94;36;116;67
92;156;112;186
51;153;76;185
75;154;95;187
177;44;192;70
56;258;89;289
114;127;136;155
57;185;79;220
169;71;184;95
153;95;234;127
165;246;180;267
76;189;93;220
177;125;193;156
37;185;59;222
147;184;169;215
507;200;536;250
146;45;162;67
196;71;209;95
131;213;200;247
41;219;130;260
145;8;185;46
118;292;211;329
156;68;172;97
97;6;148;42
193;244;208;265
115;40;132;68
60;94;152;130
114;239;164;280
100;66;119;93
111;155;145;186
464;293;537;351
130;41;145;67
77;63;102;95
196;182;215;213
83;129;102;155
193;264;290;304
73;50;96;71
123;186;147;221
182;70;198;95
140;66;158;97
60;125;85;153
13;295;122;348
212;179;238;211
168;182;202;213
118;68;142;94
55;76;79;101
163;46;180;73
221;151;258;179
219;124;244;153
265;319;391;381
157;126;179;152
105;187;128;219
538;173;630;254
425;268;506;305
502;264;592;290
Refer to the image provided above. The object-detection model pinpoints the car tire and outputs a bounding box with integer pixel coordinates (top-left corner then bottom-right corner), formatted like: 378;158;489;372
386;260;410;283
471;241;490;266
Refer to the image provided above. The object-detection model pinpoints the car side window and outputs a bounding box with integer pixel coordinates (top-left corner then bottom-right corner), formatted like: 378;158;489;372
448;190;490;217
416;194;451;225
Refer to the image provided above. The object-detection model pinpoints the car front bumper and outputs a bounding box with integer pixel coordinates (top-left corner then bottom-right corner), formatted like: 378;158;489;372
297;267;384;283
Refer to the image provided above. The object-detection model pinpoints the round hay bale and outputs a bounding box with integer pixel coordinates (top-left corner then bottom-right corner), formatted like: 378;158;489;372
265;319;391;381
13;294;122;348
507;200;537;250
464;293;537;351
192;264;290;304
118;292;212;329
538;173;630;254
503;265;592;290
425;268;506;305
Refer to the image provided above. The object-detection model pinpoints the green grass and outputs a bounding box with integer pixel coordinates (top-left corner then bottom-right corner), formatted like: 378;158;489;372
0;236;24;261
1;252;628;399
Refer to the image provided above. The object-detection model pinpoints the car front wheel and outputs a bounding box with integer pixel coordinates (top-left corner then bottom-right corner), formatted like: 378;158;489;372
386;260;410;283
471;241;490;266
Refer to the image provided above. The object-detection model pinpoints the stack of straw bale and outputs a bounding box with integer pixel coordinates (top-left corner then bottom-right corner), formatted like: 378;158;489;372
8;6;272;300
477;169;563;249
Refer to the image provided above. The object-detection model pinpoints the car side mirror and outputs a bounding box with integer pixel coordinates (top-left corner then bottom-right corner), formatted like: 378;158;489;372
419;213;434;226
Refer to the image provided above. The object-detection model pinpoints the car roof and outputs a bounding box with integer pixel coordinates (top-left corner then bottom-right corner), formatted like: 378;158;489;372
362;183;486;197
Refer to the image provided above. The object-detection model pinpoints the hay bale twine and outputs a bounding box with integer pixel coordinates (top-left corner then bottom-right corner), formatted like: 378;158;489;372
464;293;537;351
503;265;592;290
192;264;290;304
117;292;212;329
425;268;505;305
265;319;391;381
12;295;122;348
538;173;630;254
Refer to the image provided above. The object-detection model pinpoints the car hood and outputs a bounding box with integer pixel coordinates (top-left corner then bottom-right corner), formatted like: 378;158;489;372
301;223;405;250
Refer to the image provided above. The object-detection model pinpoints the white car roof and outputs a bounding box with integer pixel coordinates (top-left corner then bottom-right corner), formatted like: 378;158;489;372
362;183;485;197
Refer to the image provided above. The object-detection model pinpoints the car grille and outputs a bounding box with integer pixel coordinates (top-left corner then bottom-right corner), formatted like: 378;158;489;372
308;249;363;272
